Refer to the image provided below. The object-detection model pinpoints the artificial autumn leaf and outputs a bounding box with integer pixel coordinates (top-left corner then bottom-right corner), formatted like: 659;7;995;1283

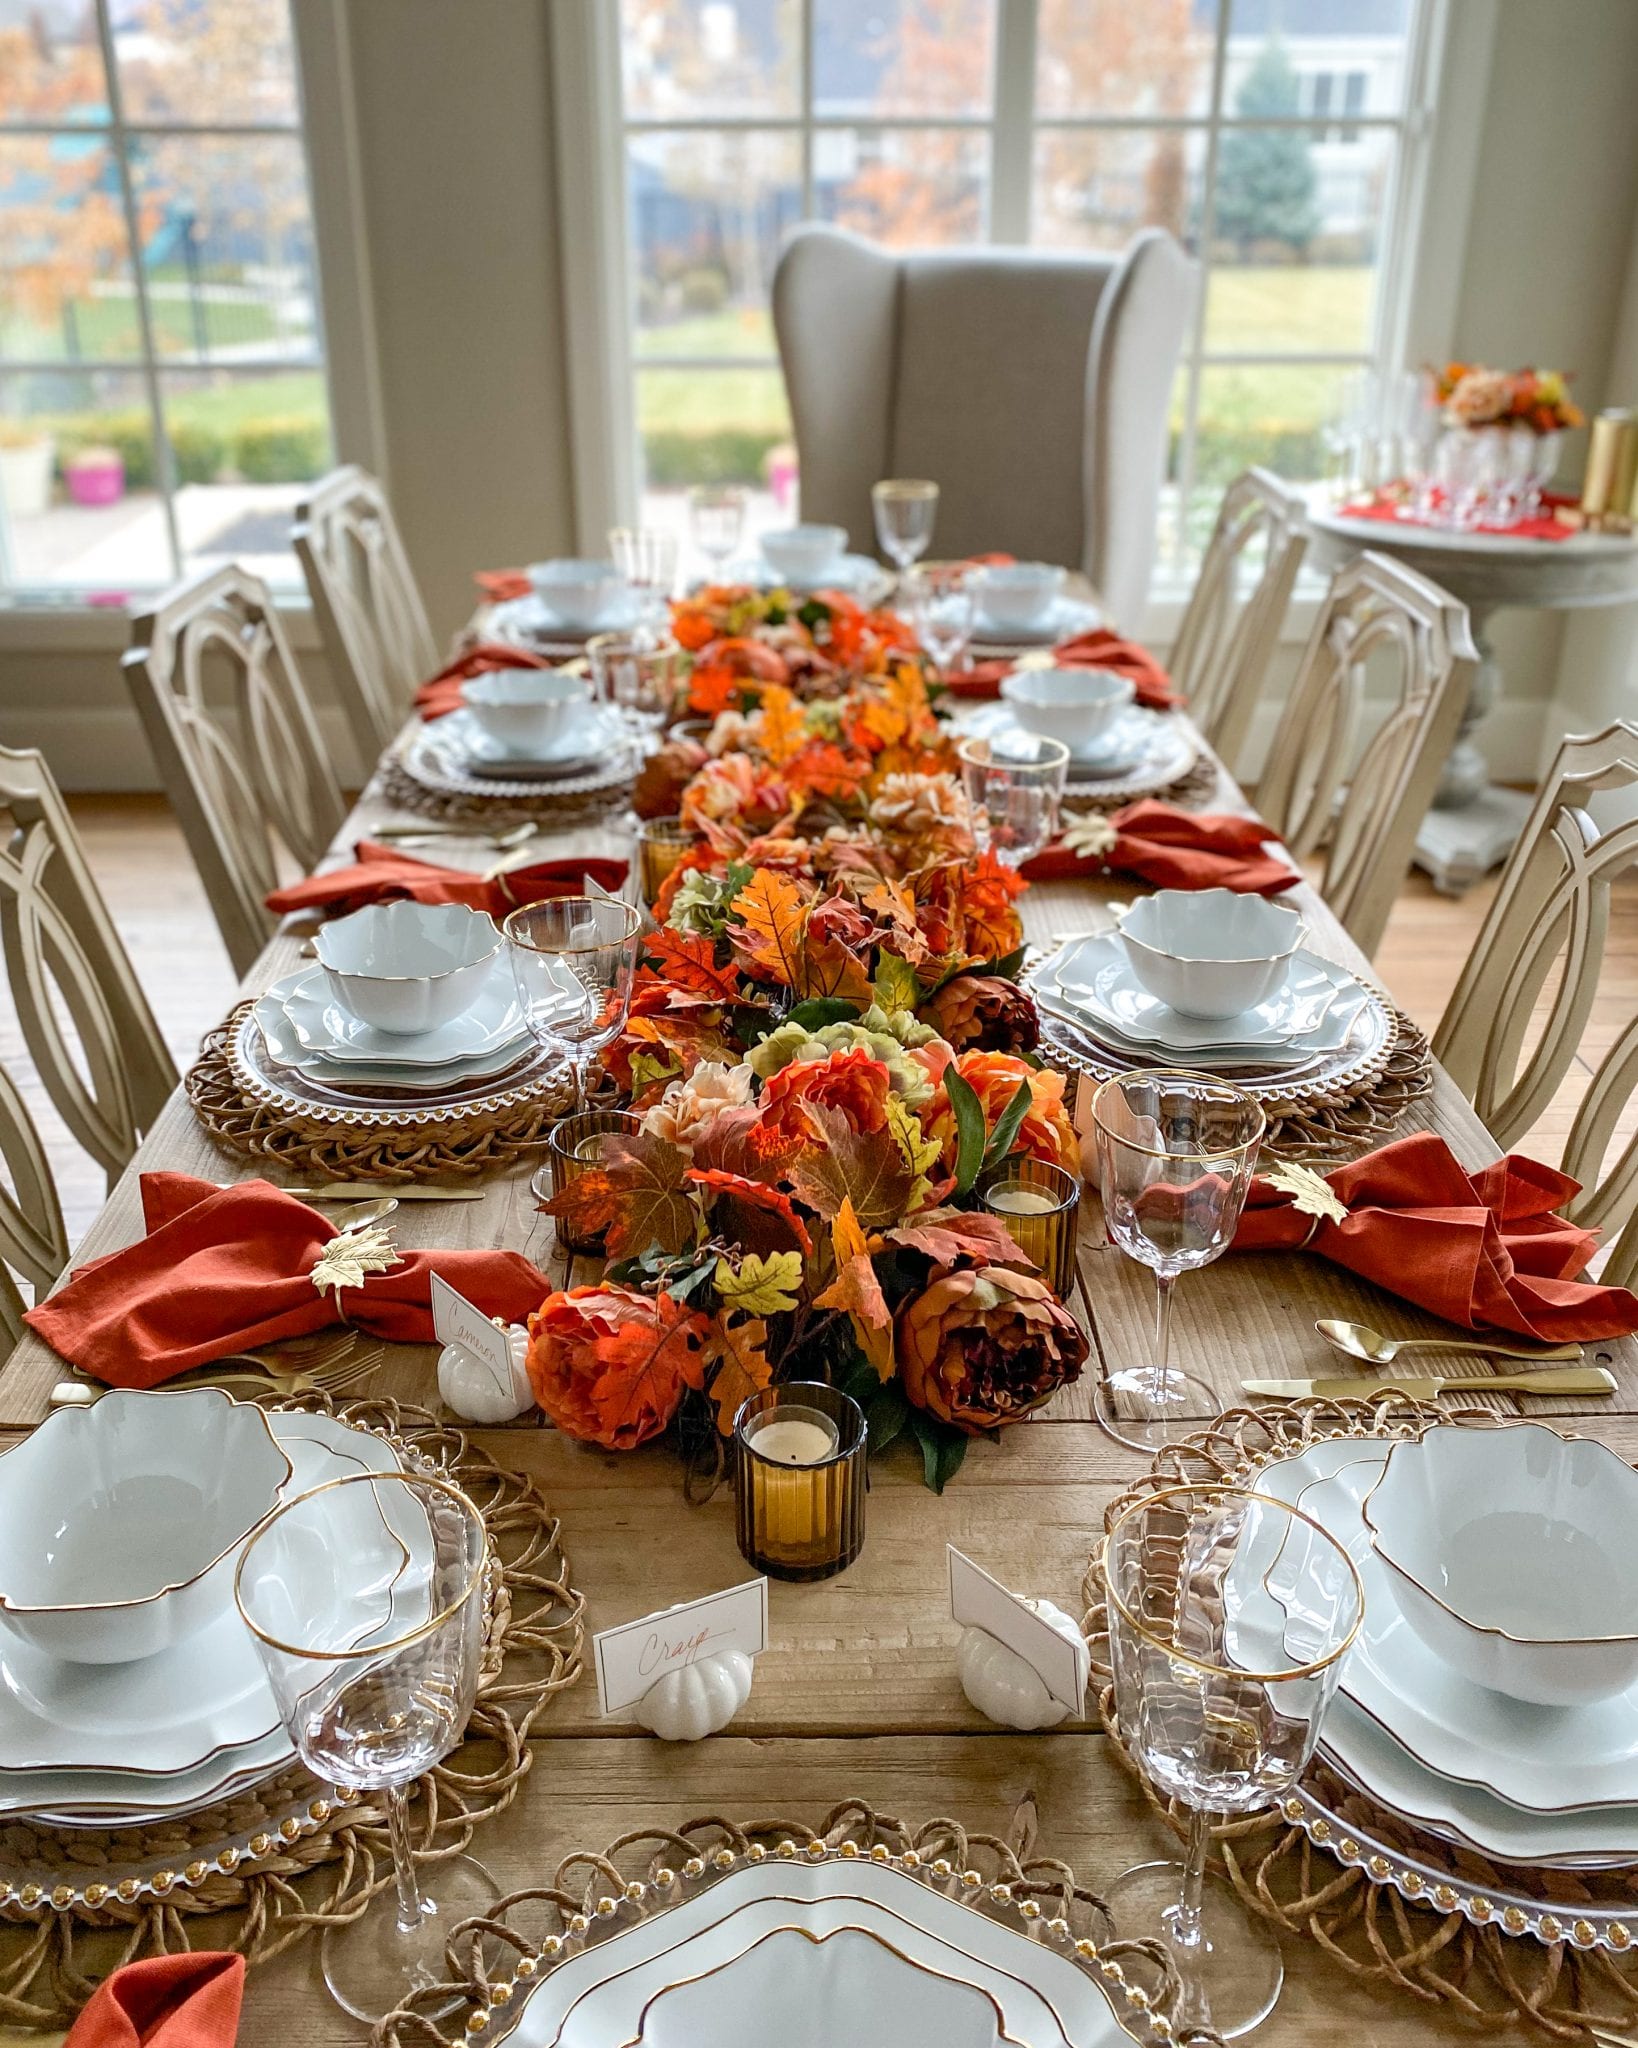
715;1249;805;1316
582;1132;699;1259
786;1101;915;1230
871;950;921;1016
728;867;809;988
815;1198;894;1380
756;684;807;766
800;924;874;1003
885;1207;1039;1272
705;1314;774;1436
886;1093;942;1214
688;1105;804;1184
1263;1160;1349;1228
784;739;869;803
958;850;1028;961
686;1166;815;1257
641;928;745;1002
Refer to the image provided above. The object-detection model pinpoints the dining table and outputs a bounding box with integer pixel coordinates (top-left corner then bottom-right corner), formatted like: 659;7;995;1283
2;588;1635;2048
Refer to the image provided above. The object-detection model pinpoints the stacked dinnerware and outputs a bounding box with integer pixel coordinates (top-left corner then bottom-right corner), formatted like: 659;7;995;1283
970;561;1102;648
0;1391;418;1825
424;662;631;785
493;559;640;651
959;668;1195;794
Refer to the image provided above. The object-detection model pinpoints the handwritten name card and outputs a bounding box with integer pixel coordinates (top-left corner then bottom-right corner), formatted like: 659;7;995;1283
594;1578;769;1717
431;1272;514;1386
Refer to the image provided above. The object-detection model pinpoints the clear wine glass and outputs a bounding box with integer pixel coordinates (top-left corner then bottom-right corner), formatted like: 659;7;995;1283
587;629;685;752
608;525;679;632
871;478;939;575
904;559;976;675
1091;1068;1264;1452
1103;1482;1363;2038
234;1472;492;2023
957;733;1069;868
687;484;746;579
503;894;642;1114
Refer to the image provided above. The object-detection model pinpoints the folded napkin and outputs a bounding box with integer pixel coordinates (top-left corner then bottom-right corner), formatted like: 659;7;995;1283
1232;1132;1638;1344
416;641;551;721
266;843;627;921
943;629;1179;712
66;1955;245;2048
1022;799;1300;895
476;568;533;604
26;1173;551;1387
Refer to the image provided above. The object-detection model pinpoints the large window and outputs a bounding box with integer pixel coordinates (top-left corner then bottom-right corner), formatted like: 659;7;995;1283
0;0;330;601
618;0;1432;580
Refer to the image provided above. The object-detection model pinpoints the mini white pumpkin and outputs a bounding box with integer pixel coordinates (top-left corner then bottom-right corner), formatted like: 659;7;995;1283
437;1325;536;1423
635;1649;754;1741
957;1598;1085;1731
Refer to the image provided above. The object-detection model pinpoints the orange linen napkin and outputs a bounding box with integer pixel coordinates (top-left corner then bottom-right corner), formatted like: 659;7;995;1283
26;1174;551;1387
1021;800;1299;895
1232;1133;1638;1344
475;568;533;604
944;629;1179;712
266;844;627;921
65;1955;245;2048
415;641;552;721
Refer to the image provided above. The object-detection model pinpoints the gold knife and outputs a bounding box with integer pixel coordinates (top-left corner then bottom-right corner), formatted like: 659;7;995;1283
1243;1367;1615;1400
277;1182;486;1202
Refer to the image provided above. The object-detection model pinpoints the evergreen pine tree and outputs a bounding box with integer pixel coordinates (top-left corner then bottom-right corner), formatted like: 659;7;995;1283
1213;39;1322;256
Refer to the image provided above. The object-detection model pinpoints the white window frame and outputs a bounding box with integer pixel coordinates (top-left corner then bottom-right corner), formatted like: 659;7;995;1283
552;0;1491;633
0;0;383;613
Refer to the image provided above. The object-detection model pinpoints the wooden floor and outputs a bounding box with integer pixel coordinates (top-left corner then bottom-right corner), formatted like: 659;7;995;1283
4;793;1635;1260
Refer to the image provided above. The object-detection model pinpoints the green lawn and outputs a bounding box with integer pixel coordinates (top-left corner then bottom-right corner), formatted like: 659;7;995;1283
3;282;285;362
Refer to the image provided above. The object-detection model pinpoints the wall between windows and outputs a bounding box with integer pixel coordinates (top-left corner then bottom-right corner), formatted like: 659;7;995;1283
1;0;1636;793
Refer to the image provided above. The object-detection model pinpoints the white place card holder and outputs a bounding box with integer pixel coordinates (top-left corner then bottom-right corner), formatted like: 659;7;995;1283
430;1271;534;1422
595;1578;769;1718
948;1546;1089;1716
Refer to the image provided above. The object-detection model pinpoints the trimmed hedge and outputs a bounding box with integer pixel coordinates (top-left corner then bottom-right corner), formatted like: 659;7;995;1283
643;425;783;487
232;415;328;483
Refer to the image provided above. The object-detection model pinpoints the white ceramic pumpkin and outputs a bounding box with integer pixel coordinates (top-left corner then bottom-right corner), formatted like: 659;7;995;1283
437;1325;535;1423
957;1598;1085;1731
635;1649;755;1741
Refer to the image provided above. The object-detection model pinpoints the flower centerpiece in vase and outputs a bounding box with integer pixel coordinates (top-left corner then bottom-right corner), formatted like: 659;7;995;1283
1431;362;1582;528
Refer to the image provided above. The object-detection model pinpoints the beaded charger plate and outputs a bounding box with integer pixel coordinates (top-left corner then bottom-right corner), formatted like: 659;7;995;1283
0;1399;585;2033
956;703;1209;812
377;1805;1223;2048
1082;1399;1638;2040
400;721;636;808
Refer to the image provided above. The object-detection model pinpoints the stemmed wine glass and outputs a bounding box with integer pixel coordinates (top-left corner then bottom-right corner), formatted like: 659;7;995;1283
608;525;679;633
957;733;1069;868
234;1472;492;2022
1103;1482;1363;2038
872;478;939;579
1091;1069;1264;1451
687;484;746;579
903;559;976;676
503;895;642;1117
587;629;685;752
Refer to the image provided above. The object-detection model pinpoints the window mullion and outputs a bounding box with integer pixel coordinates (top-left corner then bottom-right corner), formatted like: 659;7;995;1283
1170;0;1234;575
800;0;814;214
92;0;183;581
989;0;1036;243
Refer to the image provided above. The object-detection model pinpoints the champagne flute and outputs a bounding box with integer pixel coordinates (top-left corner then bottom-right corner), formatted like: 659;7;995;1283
872;478;939;576
1091;1069;1264;1451
903;559;976;676
957;733;1068;868
234;1472;492;2022
1103;1482;1362;2038
687;484;746;579
503;895;642;1116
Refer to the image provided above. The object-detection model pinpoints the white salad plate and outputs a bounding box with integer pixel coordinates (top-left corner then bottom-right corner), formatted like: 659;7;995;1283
491;593;642;645
1244;1434;1638;1863
494;1857;1148;2048
970;594;1103;649
0;1410;409;1818
442;705;627;777
959;701;1195;792
272;961;534;1067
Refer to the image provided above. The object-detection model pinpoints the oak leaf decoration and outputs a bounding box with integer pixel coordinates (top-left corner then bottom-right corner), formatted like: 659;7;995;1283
705;1314;774;1436
714;1248;804;1317
815;1197;894;1380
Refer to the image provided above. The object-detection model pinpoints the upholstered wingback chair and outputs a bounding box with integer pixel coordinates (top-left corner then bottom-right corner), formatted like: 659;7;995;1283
771;224;1197;628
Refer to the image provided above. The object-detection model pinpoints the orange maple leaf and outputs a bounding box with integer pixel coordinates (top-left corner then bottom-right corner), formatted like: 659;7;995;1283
542;1132;699;1260
815;1198;894;1380
756;683;806;766
727;867;810;988
641;929;744;1002
705;1313;774;1435
686;1166;814;1257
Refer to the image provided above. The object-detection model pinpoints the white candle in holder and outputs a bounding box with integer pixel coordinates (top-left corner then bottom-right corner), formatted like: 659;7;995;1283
749;1412;839;1466
985;1185;1058;1216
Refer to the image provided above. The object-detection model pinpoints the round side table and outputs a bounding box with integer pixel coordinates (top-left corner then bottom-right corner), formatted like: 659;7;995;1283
1306;503;1638;893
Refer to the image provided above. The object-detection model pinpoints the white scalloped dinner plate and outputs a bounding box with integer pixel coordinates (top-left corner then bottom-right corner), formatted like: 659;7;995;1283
957;701;1198;798
398;719;637;806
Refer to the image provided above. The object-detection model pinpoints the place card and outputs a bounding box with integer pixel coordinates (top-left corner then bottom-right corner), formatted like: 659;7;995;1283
948;1546;1089;1716
430;1271;514;1386
594;1578;769;1717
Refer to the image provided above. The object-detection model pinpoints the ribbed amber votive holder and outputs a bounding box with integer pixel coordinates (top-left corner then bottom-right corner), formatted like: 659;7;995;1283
542;1108;643;1255
734;1381;867;1583
635;815;695;908
975;1157;1081;1301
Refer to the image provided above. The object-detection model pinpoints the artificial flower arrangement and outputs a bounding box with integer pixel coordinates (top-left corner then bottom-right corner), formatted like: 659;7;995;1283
668;584;924;717
1434;361;1583;433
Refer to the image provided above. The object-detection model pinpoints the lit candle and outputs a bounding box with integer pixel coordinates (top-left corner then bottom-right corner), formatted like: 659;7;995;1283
976;1161;1081;1300
748;1414;838;1465
984;1185;1058;1215
735;1386;866;1583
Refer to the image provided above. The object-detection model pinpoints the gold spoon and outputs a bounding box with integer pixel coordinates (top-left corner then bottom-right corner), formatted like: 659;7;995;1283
1315;1318;1584;1367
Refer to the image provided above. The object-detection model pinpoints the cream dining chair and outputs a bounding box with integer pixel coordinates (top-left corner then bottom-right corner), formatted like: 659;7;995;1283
1256;549;1476;961
771;225;1196;630
124;564;349;979
1169;467;1308;778
294;464;438;768
0;744;177;1347
1435;721;1638;1288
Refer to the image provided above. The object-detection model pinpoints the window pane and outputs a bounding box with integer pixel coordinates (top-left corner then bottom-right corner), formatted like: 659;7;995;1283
0;1;110;124
127;135;321;364
114;0;300;126
636;362;791;542
816;126;987;244
0;136;138;360
1032;127;1202;251
162;367;329;582
1189;357;1355;513
621;0;801;120
812;0;994;118
1204;125;1395;353
1226;1;1412;121
630;130;799;358
0;368;165;594
1035;0;1217;120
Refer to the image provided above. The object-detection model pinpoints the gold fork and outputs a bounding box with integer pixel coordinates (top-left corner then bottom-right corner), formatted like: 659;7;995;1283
49;1341;385;1409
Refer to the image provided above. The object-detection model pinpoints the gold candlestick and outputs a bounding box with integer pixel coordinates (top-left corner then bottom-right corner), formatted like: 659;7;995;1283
734;1382;867;1582
1580;408;1636;530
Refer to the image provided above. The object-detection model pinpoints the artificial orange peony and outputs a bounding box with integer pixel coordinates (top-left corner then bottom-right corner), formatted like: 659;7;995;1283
680;753;790;837
525;1285;713;1449
897;1263;1087;1433
916;1046;1079;1174
761;1046;893;1143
